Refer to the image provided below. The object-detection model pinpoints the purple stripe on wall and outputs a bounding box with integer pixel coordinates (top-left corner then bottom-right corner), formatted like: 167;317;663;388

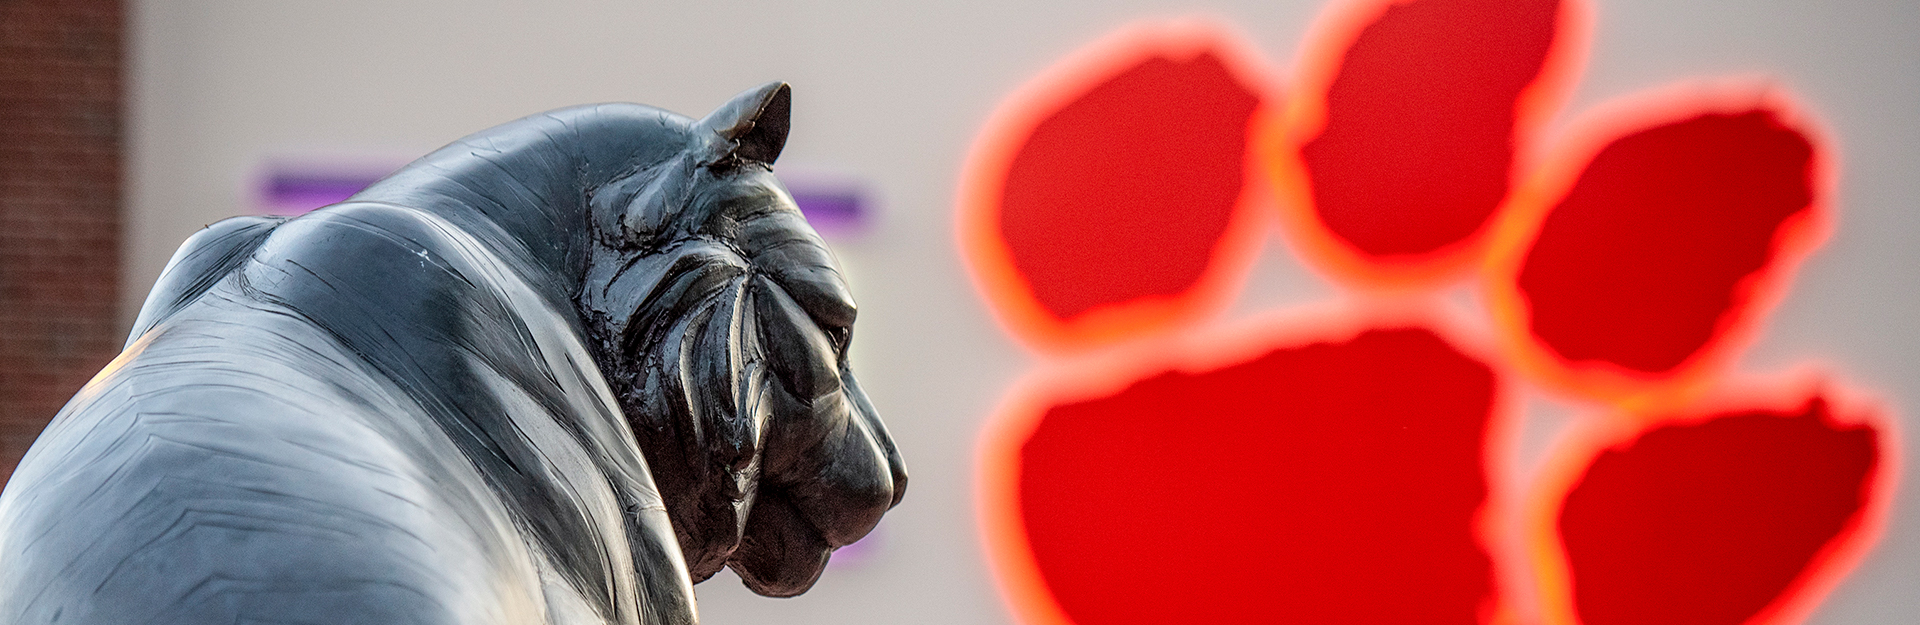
260;170;385;215
790;187;868;236
260;163;874;238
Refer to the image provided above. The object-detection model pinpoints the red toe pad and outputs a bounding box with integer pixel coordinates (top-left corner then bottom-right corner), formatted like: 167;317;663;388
959;23;1270;351
1268;0;1582;284
1538;393;1889;625
1490;92;1829;402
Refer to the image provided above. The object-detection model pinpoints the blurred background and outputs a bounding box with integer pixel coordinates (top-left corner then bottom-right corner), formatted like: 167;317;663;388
1;0;1916;623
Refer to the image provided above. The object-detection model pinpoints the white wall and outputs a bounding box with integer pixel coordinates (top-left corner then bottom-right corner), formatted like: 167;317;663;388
129;1;1920;623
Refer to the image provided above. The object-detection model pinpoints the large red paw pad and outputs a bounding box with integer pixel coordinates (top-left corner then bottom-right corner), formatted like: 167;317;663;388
1537;394;1890;625
959;23;1270;351
984;326;1501;624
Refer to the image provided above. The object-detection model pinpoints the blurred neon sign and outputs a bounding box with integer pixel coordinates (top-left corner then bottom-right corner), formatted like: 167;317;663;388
957;0;1896;624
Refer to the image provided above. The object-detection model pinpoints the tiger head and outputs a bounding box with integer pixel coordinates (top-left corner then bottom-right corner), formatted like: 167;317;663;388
578;83;907;597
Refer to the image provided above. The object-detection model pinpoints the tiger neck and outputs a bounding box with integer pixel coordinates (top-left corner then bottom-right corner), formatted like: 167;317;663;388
348;103;697;302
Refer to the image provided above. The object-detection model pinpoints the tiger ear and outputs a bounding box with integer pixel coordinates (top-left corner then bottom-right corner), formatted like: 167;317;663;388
698;81;791;165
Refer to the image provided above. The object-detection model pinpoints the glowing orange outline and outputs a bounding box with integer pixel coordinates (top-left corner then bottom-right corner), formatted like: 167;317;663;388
955;19;1280;354
1522;373;1900;625
1482;81;1837;412
1256;0;1592;289
976;299;1524;625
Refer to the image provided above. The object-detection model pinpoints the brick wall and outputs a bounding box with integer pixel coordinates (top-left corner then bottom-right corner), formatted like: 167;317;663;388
0;0;122;488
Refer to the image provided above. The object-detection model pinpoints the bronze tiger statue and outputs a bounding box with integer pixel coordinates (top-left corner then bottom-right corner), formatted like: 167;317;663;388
0;82;906;625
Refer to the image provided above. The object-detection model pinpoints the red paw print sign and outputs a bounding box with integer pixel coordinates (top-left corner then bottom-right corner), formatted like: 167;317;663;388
956;1;1899;624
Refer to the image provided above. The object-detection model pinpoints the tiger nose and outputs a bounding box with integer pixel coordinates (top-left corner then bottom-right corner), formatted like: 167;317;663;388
760;388;896;548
